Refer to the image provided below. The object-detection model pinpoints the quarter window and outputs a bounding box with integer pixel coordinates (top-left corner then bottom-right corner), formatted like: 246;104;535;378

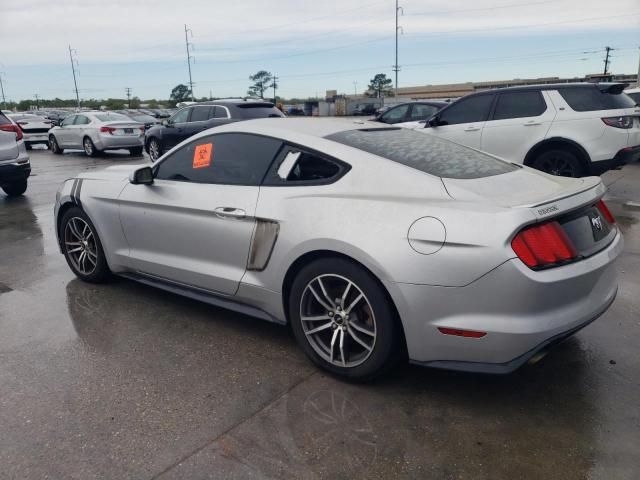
154;133;282;185
213;106;229;119
265;146;348;185
559;87;636;111
493;91;546;120
437;94;494;125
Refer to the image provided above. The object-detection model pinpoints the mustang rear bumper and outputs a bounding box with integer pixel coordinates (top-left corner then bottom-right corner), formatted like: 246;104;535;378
390;230;623;373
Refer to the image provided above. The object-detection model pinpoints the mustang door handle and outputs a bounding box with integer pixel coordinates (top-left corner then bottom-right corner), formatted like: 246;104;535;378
214;207;246;219
464;126;480;132
524;121;542;126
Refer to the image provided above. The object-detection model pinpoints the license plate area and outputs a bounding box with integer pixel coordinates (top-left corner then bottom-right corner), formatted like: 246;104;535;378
124;128;133;134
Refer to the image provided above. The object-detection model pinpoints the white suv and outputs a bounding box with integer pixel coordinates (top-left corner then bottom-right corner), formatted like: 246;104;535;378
398;83;640;177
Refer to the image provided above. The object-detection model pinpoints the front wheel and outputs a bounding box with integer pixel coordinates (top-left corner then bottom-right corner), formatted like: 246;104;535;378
83;137;99;157
289;257;402;381
129;146;143;156
60;207;111;283
531;149;584;177
50;135;64;154
2;180;28;197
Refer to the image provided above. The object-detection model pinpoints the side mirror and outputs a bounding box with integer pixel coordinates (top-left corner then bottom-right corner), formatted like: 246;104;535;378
427;115;441;127
129;166;154;185
162;119;171;127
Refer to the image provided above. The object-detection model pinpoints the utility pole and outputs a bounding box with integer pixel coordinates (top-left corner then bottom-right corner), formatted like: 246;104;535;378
353;81;358;96
34;94;39;110
636;46;640;87
272;75;278;104
125;87;132;108
68;45;80;109
184;24;195;101
0;72;6;109
603;46;613;75
392;0;403;96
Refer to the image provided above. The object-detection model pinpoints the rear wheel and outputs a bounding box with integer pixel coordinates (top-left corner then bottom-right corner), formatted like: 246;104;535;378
147;138;162;161
129;146;143;156
83;136;99;157
531;149;584;177
2;180;28;197
60;207;111;283
49;135;63;154
289;257;402;381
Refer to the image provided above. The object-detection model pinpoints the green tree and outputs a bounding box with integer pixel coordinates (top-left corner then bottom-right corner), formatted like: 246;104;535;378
170;84;192;105
368;73;393;98
247;71;276;99
130;96;141;109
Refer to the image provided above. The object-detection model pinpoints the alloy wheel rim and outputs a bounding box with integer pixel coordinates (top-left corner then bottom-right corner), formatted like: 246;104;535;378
541;156;576;177
149;141;159;160
300;274;376;368
84;139;93;155
64;217;98;275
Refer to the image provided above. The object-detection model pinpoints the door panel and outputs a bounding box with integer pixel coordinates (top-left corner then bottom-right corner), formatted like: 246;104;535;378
481;90;556;162
118;180;259;295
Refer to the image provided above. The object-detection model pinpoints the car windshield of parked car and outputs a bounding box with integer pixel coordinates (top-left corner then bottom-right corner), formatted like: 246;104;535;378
326;128;517;179
559;87;636;111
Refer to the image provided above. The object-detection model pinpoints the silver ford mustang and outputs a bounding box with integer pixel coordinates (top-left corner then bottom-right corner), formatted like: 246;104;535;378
54;118;622;380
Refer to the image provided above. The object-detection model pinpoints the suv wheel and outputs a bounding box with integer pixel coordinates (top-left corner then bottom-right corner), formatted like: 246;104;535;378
148;138;162;161
2;180;28;197
50;135;63;154
289;257;402;381
531;149;584;178
60;207;111;283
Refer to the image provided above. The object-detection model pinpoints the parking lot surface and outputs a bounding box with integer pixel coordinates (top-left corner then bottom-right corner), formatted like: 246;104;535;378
1;147;639;479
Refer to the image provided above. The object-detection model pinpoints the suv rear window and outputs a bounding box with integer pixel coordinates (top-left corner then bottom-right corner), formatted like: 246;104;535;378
326;128;517;179
559;87;636;111
235;104;284;119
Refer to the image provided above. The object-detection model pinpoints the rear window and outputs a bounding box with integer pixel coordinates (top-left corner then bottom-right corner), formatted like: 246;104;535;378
559;87;636;111
95;113;129;121
626;92;640;104
235;104;284;119
326;128;517;179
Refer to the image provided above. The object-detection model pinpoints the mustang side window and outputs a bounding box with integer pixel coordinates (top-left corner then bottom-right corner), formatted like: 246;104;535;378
266;147;348;185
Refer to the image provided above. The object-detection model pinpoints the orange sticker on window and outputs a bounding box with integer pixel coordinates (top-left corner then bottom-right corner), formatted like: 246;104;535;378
193;143;213;169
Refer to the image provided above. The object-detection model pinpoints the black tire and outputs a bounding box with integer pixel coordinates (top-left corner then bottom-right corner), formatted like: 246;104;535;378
147;138;162;161
531;149;584;178
129;146;143;156
83;136;99;157
60;207;111;283
289;257;403;381
49;135;63;154
2;180;28;197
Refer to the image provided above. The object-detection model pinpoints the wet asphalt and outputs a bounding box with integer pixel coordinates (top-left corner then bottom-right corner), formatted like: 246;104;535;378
1;147;639;480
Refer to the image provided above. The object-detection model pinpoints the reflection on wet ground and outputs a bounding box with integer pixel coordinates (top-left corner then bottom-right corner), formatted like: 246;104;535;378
0;152;639;479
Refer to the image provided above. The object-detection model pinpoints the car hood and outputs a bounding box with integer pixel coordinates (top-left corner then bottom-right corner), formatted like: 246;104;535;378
442;167;602;209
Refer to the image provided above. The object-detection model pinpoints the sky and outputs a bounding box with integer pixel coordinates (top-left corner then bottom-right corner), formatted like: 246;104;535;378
0;0;639;102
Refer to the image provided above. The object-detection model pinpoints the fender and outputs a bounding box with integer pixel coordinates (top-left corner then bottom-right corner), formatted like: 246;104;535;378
524;136;591;167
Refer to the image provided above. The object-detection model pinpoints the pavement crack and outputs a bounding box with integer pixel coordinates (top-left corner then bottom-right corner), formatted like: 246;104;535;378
149;369;318;480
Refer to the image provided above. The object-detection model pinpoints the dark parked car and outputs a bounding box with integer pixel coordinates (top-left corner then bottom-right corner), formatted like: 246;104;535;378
375;101;447;125
352;104;378;116
144;100;284;161
115;110;160;130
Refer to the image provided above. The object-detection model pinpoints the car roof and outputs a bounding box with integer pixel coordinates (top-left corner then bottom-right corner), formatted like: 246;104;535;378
463;82;627;97
204;117;396;139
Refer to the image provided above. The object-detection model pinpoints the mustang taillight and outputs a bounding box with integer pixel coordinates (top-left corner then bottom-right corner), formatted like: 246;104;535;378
596;199;615;224
511;221;578;269
0;123;24;141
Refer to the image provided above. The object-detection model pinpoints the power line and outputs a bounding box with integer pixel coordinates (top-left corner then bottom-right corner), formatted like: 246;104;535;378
409;0;554;16
184;24;195;101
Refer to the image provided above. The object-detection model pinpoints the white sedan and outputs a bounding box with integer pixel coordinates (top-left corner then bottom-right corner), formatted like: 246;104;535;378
7;114;53;149
48;111;145;157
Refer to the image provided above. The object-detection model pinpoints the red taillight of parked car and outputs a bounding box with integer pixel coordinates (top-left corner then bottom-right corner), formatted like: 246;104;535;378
596;199;616;224
100;126;116;134
601;116;633;129
0;123;24;141
511;221;578;269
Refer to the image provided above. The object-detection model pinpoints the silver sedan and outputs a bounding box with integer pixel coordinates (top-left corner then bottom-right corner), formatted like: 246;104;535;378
48;111;144;157
53;118;622;380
